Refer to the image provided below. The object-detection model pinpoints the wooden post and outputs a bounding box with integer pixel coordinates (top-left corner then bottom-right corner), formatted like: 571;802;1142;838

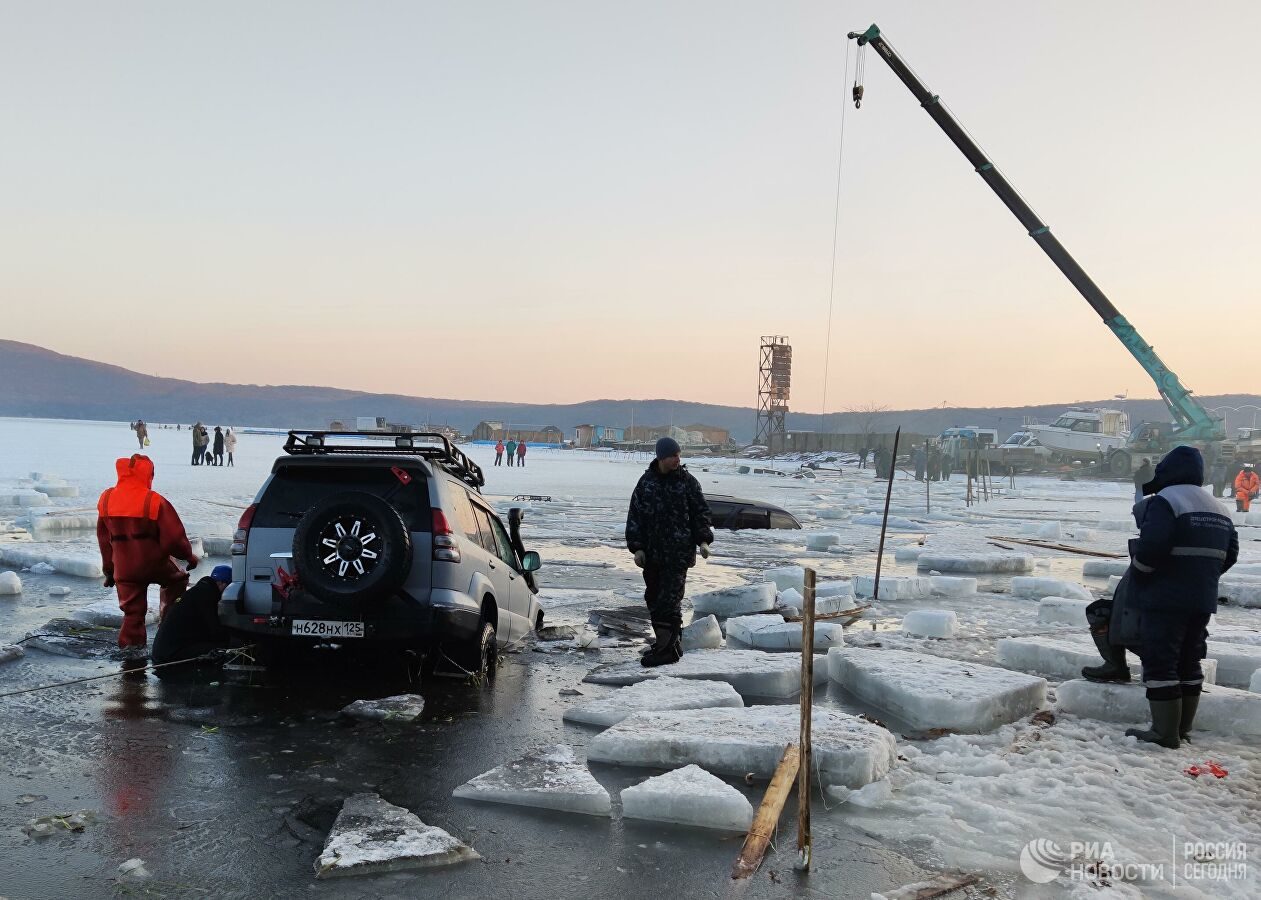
872;426;901;602
732;744;800;879
796;568;816;871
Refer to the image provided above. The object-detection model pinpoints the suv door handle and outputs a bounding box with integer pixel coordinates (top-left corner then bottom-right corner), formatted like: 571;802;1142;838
488;560;497;569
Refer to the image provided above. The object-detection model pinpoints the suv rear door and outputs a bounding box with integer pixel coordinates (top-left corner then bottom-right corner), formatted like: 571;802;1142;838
469;502;518;645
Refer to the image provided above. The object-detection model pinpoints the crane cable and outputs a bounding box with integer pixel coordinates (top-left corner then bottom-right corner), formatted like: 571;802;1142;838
819;36;854;433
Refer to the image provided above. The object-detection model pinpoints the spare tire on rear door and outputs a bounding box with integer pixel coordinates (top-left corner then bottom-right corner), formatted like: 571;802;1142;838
292;491;412;604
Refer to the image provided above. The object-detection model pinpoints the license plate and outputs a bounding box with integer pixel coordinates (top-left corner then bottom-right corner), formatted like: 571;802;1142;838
291;619;364;639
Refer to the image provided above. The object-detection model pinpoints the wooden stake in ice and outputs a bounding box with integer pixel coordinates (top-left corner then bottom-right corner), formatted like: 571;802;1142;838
795;568;816;871
732;744;800;880
873;426;901;601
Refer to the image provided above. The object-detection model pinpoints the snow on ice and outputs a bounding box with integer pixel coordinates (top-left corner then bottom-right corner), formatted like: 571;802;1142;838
562;676;743;728
583;648;826;699
620;765;753;832
588;706;897;788
315;793;478;878
452;744;611;816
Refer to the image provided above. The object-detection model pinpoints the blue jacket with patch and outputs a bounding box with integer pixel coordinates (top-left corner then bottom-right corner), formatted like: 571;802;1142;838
1130;446;1238;614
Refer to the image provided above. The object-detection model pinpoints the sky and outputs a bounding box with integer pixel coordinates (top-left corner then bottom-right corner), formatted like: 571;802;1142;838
2;1;1258;412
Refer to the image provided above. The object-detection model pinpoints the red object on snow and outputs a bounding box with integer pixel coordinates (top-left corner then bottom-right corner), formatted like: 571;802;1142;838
1184;761;1229;779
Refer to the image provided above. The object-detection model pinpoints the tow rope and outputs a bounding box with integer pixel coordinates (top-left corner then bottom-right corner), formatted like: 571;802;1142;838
0;648;238;700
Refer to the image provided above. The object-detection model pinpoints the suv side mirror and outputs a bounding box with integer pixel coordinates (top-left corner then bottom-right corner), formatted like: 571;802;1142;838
520;551;542;572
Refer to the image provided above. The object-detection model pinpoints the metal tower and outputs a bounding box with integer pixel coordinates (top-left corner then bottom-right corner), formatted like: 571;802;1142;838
754;336;791;448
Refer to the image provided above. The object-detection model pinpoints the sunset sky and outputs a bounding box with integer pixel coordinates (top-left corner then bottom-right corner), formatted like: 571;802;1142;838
2;2;1258;411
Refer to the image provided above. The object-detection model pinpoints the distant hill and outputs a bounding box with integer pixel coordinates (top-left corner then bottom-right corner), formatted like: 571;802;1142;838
2;340;1258;443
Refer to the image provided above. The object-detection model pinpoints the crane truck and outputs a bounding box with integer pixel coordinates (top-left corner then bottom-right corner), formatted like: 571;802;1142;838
847;24;1239;477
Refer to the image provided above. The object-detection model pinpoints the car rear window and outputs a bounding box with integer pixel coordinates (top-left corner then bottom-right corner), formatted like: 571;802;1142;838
255;465;431;530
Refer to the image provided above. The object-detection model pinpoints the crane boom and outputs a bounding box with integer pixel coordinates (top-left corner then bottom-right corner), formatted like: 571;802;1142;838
849;24;1225;443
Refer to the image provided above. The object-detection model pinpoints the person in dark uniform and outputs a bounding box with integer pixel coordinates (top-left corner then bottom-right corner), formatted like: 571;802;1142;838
152;565;232;672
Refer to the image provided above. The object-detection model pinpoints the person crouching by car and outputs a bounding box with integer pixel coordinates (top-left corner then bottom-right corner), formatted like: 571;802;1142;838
152;565;232;673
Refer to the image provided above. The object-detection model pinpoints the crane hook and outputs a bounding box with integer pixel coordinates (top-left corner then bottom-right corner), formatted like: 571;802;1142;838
852;83;864;109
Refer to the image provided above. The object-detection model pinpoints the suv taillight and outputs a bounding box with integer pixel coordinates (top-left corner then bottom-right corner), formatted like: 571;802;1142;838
232;503;257;555
432;509;461;563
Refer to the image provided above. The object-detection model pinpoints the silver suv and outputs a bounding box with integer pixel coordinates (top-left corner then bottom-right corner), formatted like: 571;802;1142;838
219;431;543;676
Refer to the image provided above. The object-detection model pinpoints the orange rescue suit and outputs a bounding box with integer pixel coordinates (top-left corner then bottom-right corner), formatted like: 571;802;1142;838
1235;469;1260;512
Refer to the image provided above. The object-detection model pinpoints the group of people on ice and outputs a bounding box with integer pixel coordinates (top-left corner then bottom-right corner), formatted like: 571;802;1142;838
190;422;235;466
492;438;528;467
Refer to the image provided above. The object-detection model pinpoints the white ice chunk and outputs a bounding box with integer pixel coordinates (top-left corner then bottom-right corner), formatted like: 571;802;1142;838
70;599;158;627
0;571;21;595
900;610;958;639
1105;575;1123;595
620;765;753;832
29;512;96;532
584;648;826;699
563;676;743;728
725;614;845;650
1057;680;1261;738
1210;624;1261;647
917;553;1034;574
315;793;478;878
0;547;103;579
1218;578;1261;608
852;514;923;531
0;490;50;507
1011;577;1092;602
829;647;1047;733
0;644;24;665
1205;641;1261;688
893;546;923;563
690;583;776;618
34;483;79;498
853;575;932;601
681;614;722;650
1037;597;1091;627
817;580;856;599
1246;511;1261;527
930;576;977;597
1251;669;1261;694
29;563;56;575
805;533;841;551
1082;559;1129;577
777;587;803;609
994;636;1221;683
818;507;848;520
762;566;805;594
202;536;234;557
587;706;896;788
452;744;611;816
341;695;426;723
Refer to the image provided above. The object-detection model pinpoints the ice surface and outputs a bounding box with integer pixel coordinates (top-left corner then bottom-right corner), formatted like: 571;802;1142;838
929;576;976;597
24;618;127;659
1036;597;1091;627
34;483;79;498
1057;679;1261;738
584;648;826;699
917;553;1034;574
725;614;845;650
620;765;754;832
537;588;619;610
994;636;1223;684
315;793;478;878
689;582;776;618
452;744;612;816
0;571;21;595
900;610;958;639
894;546;923;562
680;614;722;650
341;695;426;723
588;706;897;788
70;599;158;628
29;562;56;575
1218;578;1261;608
1251;669;1261;693
829;647;1047;733
762;566;805;594
854;575;932;601
562;676;743;728
1082;559;1129;577
1094;518;1135;533
1205;641;1261;688
1246;511;1261;527
0;644;24;665
805;533;840;551
1011;577;1093;602
852;514;924;531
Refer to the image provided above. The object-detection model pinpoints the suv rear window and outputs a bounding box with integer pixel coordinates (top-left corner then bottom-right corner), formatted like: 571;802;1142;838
255;465;431;530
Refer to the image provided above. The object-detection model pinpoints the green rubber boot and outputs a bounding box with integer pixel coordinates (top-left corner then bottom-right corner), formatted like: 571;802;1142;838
1180;688;1201;743
1126;698;1182;749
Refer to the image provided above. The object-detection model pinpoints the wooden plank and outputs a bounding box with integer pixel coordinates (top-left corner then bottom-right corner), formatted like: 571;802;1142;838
731;743;800;880
883;872;980;898
796;569;815;871
986;535;1126;558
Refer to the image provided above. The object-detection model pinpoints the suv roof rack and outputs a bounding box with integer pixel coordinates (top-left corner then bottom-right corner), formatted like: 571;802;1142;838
283;431;486;489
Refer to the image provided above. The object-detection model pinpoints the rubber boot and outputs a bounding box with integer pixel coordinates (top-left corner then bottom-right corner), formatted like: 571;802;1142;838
1125;698;1182;749
1179;688;1201;743
671;625;684;660
1080;632;1131;683
641;623;681;668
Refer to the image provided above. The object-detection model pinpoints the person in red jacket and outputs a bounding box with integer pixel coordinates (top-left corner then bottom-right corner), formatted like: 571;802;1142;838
96;455;199;650
1235;463;1260;512
516;440;528;467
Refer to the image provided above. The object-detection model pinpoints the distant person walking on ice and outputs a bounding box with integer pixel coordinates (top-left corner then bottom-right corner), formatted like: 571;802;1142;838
516;440;527;467
912;445;926;482
1133;458;1153;504
858;447;869;469
505;438;517;467
625;437;714;668
224;428;236;466
191;422;206;465
96;455;199;655
494;440;505;466
212;426;225;466
1235;463;1260;512
135;420;149;449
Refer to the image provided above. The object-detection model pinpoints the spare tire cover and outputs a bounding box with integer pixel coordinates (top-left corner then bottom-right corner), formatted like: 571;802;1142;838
292;491;412;604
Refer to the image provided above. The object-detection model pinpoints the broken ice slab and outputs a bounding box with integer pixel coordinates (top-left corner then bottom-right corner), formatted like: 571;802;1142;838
1011;577;1093;602
1205;641;1261;688
0;546;103;578
1219;577;1261;608
1251;670;1261;693
762;566;805;594
1082;559;1130;577
1057;679;1261;738
689;583;776;618
24;619;128;660
201;536;234;557
588;706;896;789
893;546;923;563
563;676;743;728
452;744;611;816
851;514;924;531
828;647;1046;733
1037;597;1091;627
776;583;857;617
315;793;478;878
0;644;24;665
0;571;20;595
900;610;957;639
681;614;722;650
996;636;1218;684
805;533;841;551
724;615;845;651
929;576;976;597
583;648;826;699
70;599;158;628
587;606;651;639
916;552;1034;574
536;624;579;642
341;695;425;723
620;765;754;832
853;575;932;601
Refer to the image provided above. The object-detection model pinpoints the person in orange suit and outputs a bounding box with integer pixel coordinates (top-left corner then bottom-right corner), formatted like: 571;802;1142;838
96;455;199;651
1235;463;1260;512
